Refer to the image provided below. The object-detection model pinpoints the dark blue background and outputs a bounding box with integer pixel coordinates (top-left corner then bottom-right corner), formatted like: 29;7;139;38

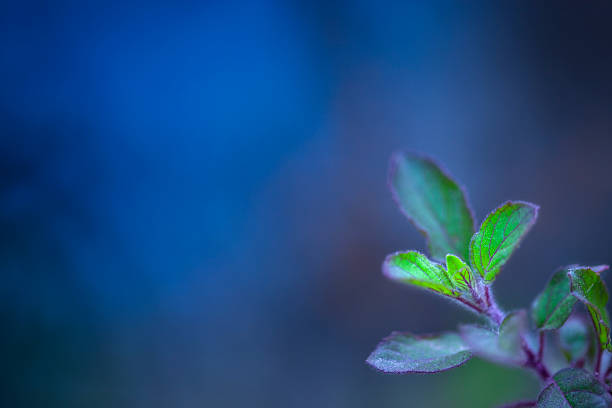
2;1;612;407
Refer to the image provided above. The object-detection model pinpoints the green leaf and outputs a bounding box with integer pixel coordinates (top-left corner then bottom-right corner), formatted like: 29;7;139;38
469;201;538;281
366;332;471;373
459;311;529;366
389;152;475;261
383;251;454;296
532;266;611;350
536;367;611;408
446;254;475;292
532;267;578;330
569;268;611;350
559;317;589;363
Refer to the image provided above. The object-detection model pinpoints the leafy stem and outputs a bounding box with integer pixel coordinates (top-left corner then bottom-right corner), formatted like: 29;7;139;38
368;152;612;407
481;284;551;381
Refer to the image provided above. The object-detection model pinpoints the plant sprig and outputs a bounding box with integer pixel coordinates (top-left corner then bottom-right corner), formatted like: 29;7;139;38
367;152;612;408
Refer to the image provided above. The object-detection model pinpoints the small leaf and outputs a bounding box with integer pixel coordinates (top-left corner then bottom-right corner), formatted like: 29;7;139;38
569;268;611;350
446;254;475;292
559;317;589;363
536;367;611;408
366;332;471;373
383;251;454;296
459;311;529;366
469;201;538;282
389;152;475;261
532;266;611;349
532;267;578;330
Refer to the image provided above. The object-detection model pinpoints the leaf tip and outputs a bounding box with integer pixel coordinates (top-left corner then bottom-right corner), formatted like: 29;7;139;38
381;251;401;280
382;250;416;281
592;264;609;274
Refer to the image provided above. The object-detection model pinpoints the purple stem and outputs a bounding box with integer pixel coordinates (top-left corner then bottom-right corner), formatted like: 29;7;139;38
521;337;550;381
484;286;504;325
455;297;485;314
469;283;485;310
537;331;545;363
484;285;550;381
485;284;493;307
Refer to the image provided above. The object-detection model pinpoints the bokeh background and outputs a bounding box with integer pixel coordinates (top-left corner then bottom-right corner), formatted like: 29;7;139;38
2;1;612;407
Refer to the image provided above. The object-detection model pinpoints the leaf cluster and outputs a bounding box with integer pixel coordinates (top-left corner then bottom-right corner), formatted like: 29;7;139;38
367;152;612;407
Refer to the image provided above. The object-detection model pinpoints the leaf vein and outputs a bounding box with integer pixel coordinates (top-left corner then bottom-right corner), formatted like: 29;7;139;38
484;210;530;273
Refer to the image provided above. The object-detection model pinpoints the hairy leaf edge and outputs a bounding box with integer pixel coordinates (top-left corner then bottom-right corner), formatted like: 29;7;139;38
532;266;577;331
469;200;539;280
533;265;611;331
536;367;610;407
365;331;473;374
382;250;474;299
388;151;476;261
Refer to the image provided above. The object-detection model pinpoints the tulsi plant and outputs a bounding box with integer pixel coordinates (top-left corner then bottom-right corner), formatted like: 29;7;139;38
367;152;612;407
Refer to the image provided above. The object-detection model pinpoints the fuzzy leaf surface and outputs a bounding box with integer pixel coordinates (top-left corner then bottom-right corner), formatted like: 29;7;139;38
469;201;538;281
536;367;611;408
383;251;454;296
366;332;471;373
569;268;611;350
389;152;474;261
532;266;611;350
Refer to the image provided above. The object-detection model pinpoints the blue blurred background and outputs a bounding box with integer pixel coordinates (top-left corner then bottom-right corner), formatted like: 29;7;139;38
2;1;612;407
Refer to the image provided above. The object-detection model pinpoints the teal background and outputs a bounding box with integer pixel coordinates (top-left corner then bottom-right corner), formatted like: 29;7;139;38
1;1;612;407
